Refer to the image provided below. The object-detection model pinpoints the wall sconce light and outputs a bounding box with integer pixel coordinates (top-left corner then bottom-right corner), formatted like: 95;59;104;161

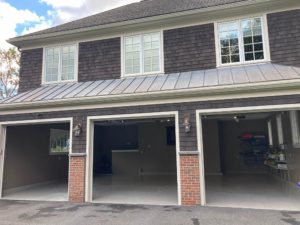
73;124;82;137
183;114;191;133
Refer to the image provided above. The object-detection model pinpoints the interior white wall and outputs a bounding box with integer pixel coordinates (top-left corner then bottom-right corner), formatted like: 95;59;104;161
3;124;69;190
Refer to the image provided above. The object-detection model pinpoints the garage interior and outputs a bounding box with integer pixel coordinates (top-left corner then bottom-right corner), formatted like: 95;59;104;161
202;111;300;211
92;117;178;205
1;123;70;201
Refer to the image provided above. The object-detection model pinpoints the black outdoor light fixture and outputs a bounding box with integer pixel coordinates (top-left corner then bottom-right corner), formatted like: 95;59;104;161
233;115;246;123
73;124;82;137
183;114;191;133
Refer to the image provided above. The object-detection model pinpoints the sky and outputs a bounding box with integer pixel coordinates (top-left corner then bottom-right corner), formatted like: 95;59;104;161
0;0;141;49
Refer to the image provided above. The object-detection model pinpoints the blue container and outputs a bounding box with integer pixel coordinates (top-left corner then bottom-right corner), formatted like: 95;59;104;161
298;182;300;188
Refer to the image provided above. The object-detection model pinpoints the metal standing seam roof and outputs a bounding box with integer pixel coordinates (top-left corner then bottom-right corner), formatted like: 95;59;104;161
2;63;300;106
10;0;248;40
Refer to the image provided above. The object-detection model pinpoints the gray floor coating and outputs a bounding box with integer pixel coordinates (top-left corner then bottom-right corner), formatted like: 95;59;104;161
2;174;300;212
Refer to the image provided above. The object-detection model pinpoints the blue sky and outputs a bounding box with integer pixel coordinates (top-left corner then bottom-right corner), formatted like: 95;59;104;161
6;0;52;34
0;0;140;49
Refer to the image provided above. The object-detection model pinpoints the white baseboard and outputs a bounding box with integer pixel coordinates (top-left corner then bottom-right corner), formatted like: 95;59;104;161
205;172;223;176
138;172;176;176
225;171;268;175
3;178;67;195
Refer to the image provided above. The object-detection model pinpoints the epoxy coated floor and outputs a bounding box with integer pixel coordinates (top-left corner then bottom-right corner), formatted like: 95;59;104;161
2;180;68;201
93;175;178;205
205;174;300;211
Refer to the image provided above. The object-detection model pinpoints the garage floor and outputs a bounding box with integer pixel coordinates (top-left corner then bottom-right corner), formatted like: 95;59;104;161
206;174;300;211
93;175;178;205
2;180;68;202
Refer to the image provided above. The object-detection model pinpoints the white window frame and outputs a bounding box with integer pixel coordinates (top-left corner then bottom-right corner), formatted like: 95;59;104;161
276;114;284;145
42;43;78;84
214;14;270;67
267;120;273;146
289;111;300;148
121;31;164;77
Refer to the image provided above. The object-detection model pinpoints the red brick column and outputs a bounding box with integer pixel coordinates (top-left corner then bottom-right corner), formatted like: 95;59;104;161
179;152;201;205
69;154;86;203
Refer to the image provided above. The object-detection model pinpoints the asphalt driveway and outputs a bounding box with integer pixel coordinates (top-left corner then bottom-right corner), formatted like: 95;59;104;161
0;200;299;225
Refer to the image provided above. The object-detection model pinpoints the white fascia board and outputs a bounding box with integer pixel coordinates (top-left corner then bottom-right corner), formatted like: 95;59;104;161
1;79;300;112
7;0;281;47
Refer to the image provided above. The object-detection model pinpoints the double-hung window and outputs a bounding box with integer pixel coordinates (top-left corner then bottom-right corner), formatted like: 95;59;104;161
289;111;300;148
44;44;77;83
216;16;267;66
123;32;162;76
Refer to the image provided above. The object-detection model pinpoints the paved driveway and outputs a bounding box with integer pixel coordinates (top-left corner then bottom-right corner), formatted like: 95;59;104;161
0;200;299;225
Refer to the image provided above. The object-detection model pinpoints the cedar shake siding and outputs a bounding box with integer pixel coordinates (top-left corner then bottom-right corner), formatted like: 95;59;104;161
268;9;300;67
78;38;121;82
16;9;300;90
19;48;43;93
2;94;300;153
163;23;216;74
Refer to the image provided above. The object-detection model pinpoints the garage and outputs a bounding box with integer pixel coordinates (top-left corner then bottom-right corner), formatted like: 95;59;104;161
201;110;300;211
88;115;179;205
0;121;71;201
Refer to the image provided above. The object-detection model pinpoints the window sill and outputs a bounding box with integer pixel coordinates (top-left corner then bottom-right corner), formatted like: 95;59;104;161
42;80;78;86
216;59;271;68
121;71;165;78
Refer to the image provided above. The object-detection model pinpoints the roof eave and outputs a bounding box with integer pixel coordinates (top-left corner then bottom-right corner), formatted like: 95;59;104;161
7;0;273;47
1;79;300;112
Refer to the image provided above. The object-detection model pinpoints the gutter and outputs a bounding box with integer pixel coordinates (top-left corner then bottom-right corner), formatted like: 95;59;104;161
1;78;300;112
7;0;273;46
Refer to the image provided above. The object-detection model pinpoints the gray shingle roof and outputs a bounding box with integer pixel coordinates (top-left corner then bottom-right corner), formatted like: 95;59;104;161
2;63;300;106
19;0;247;38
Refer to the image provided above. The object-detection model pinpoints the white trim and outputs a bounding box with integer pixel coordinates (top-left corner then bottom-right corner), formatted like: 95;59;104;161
85;111;181;205
196;115;206;206
0;117;73;200
215;15;270;67
0;125;6;198
42;43;78;85
121;31;164;77
195;103;300;207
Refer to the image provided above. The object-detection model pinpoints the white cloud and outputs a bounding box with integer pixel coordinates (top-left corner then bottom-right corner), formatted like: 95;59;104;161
0;0;141;49
39;0;85;8
0;1;49;49
44;0;141;25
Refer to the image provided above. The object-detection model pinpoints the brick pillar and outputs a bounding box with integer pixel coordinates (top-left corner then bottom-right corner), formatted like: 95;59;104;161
179;152;201;205
69;154;86;203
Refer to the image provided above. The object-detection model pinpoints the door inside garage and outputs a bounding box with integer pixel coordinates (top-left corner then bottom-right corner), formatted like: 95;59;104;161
91;117;178;205
202;111;300;211
1;122;70;201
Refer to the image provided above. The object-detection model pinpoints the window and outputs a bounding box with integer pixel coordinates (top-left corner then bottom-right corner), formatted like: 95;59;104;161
123;32;162;76
44;44;77;83
216;16;267;66
267;120;273;146
49;129;70;154
289;111;300;147
276;114;284;145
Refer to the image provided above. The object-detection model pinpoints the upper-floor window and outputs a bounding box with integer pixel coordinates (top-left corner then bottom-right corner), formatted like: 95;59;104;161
216;16;268;66
122;32;163;77
44;44;78;84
